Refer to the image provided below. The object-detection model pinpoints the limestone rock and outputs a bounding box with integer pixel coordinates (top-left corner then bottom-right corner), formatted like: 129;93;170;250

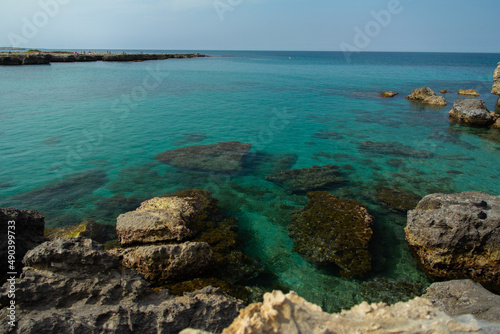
458;89;480;96
424;280;500;323
422;95;447;106
406;192;500;293
0;238;243;334
265;165;346;193
156;141;251;173
289;191;374;278
380;91;398;98
221;290;500;334
492;62;500;95
405;87;437;101
449;99;496;127
109;242;212;280
0;208;45;282
116;197;198;245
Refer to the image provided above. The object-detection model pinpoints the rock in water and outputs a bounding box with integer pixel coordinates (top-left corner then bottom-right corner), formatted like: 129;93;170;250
380;91;398;98
406;192;500;293
109;242;213;280
448;99;496;127
375;187;422;213
265;165;346;193
45;220;117;244
289;191;374;278
405;87;437;101
458;89;480;96
492;62;500;95
218;290;499;334
0;208;45;282
422;95;447;106
0;238;243;334
155;141;251;172
116;196;199;245
423;279;500;323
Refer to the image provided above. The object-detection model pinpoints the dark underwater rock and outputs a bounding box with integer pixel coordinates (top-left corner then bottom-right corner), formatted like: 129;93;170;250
265;165;346;193
312;130;344;140
45;220;117;244
375;187;422;213
406;192;500;293
0;208;46;282
156;141;251;173
0;237;243;334
448;99;497;127
289;191;374;278
360;278;427;305
358;141;434;158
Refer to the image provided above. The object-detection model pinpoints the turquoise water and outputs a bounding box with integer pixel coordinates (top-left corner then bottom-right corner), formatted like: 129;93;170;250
1;51;500;311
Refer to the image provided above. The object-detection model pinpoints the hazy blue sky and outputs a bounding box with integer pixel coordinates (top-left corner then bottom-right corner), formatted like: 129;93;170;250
1;0;499;52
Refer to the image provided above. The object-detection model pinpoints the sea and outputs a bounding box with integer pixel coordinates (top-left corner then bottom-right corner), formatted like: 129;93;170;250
1;50;499;311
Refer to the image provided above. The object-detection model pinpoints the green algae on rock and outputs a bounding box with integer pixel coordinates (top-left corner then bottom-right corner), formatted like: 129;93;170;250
45;220;117;244
375;187;422;213
289;191;374;278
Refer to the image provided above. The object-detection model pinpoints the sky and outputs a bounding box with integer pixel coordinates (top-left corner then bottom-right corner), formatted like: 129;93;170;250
1;0;499;52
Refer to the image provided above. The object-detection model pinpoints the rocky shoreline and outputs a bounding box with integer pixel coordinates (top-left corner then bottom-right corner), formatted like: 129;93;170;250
0;51;207;65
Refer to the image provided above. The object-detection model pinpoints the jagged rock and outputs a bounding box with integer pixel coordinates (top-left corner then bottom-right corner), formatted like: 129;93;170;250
448;99;496;127
406;192;500;293
289;191;374;278
424;280;500;323
109;242;212;280
156;141;251;173
22;54;51;65
458;89;480;96
0;238;243;334
116;197;199;245
219;290;500;334
0;208;45;282
380;91;398;98
405;87;437;101
375;187;422;213
358;141;433;158
492;62;500;95
265;165;346;193
422;95;447;106
45;220;117;244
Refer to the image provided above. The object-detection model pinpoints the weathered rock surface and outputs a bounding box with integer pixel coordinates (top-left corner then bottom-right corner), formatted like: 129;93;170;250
0;238;243;334
156;141;251;173
358;141;434;158
492;62;500;95
375;187;422;213
380;91;398;98
116;197;198;245
45;220;117;244
458;89;480;96
218;290;500;334
266;165;346;193
406;192;500;293
0;208;45;282
422;95;447;106
405;87;437;101
424;280;500;323
289;191;374;278
109;242;212;280
448;99;497;127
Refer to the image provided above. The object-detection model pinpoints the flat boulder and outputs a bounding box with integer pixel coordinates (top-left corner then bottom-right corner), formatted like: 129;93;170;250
289;191;374;278
110;242;213;280
380;91;398;98
458;89;480;96
406;192;500;293
422;95;447;106
156;141;251;172
448;99;496;127
405;87;436;101
265;165;346;193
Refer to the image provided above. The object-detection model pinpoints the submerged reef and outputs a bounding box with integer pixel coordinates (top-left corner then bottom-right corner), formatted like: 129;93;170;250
358;141;434;158
289;191;374;278
375;187;422;213
266;165;346;193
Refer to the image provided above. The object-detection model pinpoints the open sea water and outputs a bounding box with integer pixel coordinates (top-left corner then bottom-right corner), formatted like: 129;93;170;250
1;51;500;311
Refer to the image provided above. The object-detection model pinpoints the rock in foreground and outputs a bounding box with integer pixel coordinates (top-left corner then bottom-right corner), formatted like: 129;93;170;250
0;238;243;334
289;191;374;278
448;99;497;127
216;290;500;334
156;141;251;173
265;165;346;193
406;192;500;293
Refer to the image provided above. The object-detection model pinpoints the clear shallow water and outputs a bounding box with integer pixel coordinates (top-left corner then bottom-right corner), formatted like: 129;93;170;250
1;51;500;311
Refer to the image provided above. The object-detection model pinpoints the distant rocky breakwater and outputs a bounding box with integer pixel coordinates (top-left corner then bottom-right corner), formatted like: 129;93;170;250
0;51;207;65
